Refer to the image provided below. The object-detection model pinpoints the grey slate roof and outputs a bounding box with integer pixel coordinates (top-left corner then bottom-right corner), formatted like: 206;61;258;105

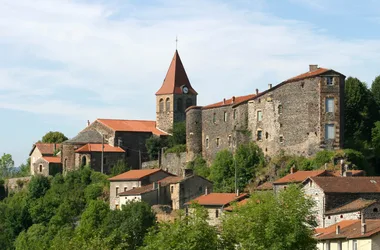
63;130;103;144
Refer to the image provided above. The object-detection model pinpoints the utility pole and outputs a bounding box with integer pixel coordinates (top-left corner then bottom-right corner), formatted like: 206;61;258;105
101;134;104;174
234;156;238;195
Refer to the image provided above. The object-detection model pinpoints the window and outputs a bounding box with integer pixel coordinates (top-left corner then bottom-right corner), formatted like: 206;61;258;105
327;216;331;219
337;241;342;250
213;113;216;123
206;138;209;148
228;135;232;146
257;130;262;141
374;208;379;213
326;98;334;113
325;124;335;140
265;132;269;139
199;186;203;192
340;214;343;218
279;136;284;143
326;77;333;85
224;111;228;122
216;138;220;147
280;123;283;128
186;98;192;109
257;111;262;121
278;105;283;114
159;98;164;112
165;98;170;112
353;240;358;250
233;109;237;119
171;186;174;193
177;98;183;112
39;164;43;173
116;187;119;196
215;209;219;218
124;187;127;192
81;156;87;167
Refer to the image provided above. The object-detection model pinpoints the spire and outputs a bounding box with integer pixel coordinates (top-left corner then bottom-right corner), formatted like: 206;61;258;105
156;50;197;95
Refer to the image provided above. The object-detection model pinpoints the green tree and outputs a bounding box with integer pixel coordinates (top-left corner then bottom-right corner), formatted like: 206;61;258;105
28;175;50;200
168;122;186;147
187;156;210;178
373;121;380;155
221;185;317;250
142;205;219;250
371;75;380;107
111;159;130;176
14;223;50;250
209;150;235;192
41;131;68;143
0;153;14;178
145;136;166;160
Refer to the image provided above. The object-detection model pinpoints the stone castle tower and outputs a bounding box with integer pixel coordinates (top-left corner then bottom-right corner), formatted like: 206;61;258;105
156;50;197;133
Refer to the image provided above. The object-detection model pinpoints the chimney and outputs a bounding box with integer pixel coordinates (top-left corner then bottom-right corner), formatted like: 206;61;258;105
335;225;340;235
152;182;158;190
183;169;193;178
340;159;345;177
205;187;209;195
290;165;297;174
223;98;226;105
361;212;366;235
255;88;259;95
157;182;161;204
309;64;318;72
232;96;235;103
87;120;90;126
268;83;272;89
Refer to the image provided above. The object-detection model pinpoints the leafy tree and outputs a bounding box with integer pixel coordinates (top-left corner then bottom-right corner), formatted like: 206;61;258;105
111;159;129;176
371;75;380;107
142;205;219;250
168;122;186;147
146;136;166;160
14;223;50;250
209;150;235;192
373;122;380;155
41;131;68;143
221;185;317;250
28;175;50;200
0;153;14;178
187;156;210;178
313;150;334;167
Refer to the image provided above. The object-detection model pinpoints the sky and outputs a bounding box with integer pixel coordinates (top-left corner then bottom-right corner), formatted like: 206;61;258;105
1;0;380;167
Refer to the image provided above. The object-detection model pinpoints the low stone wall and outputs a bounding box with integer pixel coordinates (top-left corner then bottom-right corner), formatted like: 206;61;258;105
161;152;187;176
142;160;159;169
5;176;32;195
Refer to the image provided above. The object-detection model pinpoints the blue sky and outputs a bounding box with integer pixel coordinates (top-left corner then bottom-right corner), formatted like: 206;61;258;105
1;0;380;167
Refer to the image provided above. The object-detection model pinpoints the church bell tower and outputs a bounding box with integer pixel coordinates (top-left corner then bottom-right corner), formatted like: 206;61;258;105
155;50;197;133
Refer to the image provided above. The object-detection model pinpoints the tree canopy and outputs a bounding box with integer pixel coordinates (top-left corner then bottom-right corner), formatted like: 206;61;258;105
41;131;68;144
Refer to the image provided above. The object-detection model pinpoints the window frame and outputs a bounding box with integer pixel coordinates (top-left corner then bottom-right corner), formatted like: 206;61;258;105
257;110;263;121
325;97;334;113
257;130;263;141
216;137;220;148
325;124;335;140
224;111;228;122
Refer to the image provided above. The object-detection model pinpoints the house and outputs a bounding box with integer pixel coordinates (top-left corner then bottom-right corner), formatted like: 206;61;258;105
185;192;248;226
32;156;62;176
186;65;346;162
303;176;380;228
315;218;380;250
29;143;61;176
108;169;174;210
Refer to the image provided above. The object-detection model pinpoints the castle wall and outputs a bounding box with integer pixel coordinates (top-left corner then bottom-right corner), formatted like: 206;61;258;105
186;107;202;162
160;152;187;176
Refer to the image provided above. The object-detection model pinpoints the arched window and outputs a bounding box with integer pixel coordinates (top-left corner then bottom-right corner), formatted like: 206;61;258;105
39;164;43;173
159;99;164;112
64;158;68;172
177;98;183;112
81;156;87;167
186;98;192;109
166;98;170;112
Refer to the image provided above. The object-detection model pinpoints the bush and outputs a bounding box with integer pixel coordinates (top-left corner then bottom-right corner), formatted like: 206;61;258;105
165;144;186;156
187;156;210;178
111;160;129;177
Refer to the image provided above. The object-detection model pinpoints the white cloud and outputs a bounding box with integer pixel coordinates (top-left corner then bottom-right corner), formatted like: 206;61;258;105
1;0;380;122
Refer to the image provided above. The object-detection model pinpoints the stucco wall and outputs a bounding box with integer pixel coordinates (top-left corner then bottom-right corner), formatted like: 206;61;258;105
302;179;326;227
30;148;42;175
110;180;141;210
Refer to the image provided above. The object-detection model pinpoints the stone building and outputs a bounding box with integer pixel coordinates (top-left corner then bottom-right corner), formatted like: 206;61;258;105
186;65;345;162
302;176;380;228
32;156;62;176
29;143;61;175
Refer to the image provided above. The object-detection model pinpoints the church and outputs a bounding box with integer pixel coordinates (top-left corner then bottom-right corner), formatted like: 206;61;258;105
59;50;198;174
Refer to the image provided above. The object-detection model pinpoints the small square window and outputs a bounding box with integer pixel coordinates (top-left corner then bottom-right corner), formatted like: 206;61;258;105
257;131;262;141
326;77;333;85
326;98;334;113
257;111;263;121
325;124;335;140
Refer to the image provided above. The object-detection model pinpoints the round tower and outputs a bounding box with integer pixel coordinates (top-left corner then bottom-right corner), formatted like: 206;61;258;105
186;106;203;162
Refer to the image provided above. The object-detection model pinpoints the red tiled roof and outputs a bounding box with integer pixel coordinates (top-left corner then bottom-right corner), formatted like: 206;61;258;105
255;181;273;190
203;94;256;109
329;170;365;177
186;193;248;206
155;50;197;95
224;198;249;211
325;199;377;215
282;68;330;83
316;220;380;240
97;119;167;136
310;177;380;193
108;169;172;181
31;143;61;156
42;156;61;164
273;170;327;185
119;175;184;196
75;143;125;153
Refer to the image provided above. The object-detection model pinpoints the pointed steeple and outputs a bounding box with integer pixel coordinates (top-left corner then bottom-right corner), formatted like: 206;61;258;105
156;50;197;95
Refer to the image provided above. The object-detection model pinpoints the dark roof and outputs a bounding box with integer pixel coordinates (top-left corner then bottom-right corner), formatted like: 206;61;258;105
273;170;327;185
325;199;377;215
156;50;197;95
64;130;103;144
315;220;380;240
109;169;174;181
309;177;380;193
185;193;248;206
119;176;184;196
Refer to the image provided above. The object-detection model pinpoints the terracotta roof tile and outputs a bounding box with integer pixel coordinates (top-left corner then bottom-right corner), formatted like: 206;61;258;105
42;156;61;164
255;181;273;190
310;177;380;193
186;193;248;206
273;170;327;185
32;143;60;155
325;199;377;215
316;220;380;240
156;50;197;95
97;119;167;136
224;198;249;211
108;169;172;181
119;175;183;195
329;170;365;177
75;143;125;153
282;68;330;83
203;94;256;109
